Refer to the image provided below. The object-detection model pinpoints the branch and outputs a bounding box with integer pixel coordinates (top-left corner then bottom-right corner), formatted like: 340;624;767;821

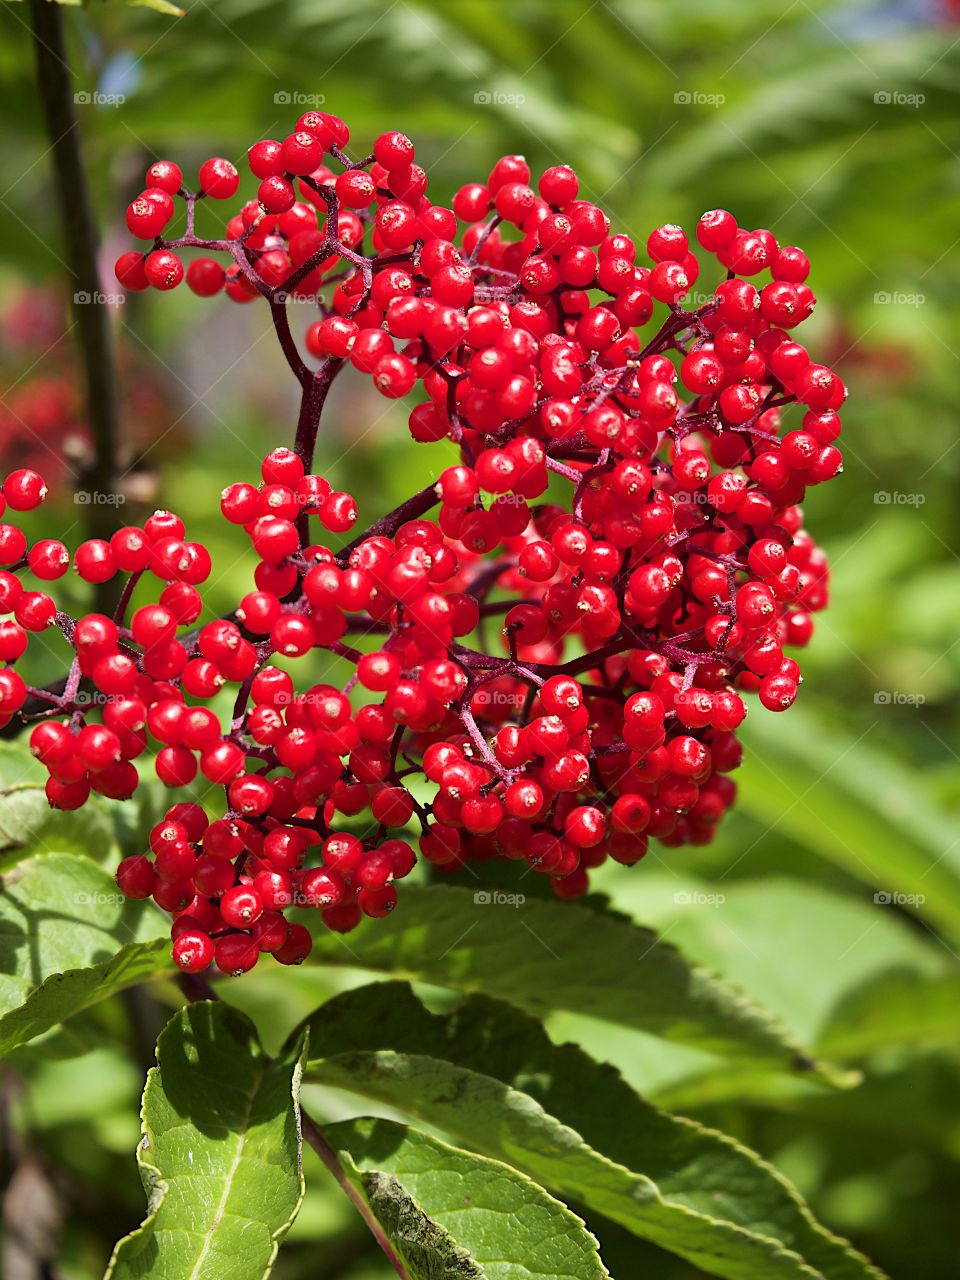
294;358;344;471
29;0;122;612
300;1113;410;1280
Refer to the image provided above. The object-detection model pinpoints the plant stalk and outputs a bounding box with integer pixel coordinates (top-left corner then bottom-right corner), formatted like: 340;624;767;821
30;0;122;611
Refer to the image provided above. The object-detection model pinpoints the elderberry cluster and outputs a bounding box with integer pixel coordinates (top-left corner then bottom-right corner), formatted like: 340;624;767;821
0;109;845;977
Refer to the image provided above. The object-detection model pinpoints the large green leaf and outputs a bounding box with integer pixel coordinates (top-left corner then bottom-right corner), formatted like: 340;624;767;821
538;876;952;1111
0;851;168;1056
306;884;844;1083
105;1002;306;1280
303;982;882;1280
325;1115;609;1280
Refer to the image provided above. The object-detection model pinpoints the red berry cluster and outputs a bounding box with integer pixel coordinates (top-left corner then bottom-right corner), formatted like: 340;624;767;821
0;112;845;977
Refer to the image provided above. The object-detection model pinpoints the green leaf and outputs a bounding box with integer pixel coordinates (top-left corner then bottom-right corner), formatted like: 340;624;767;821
0;782;116;865
105;1002;306;1280
737;710;960;938
306;884;844;1084
123;0;185;15
29;0;185;11
326;1115;609;1280
818;969;960;1059
595;874;948;1052
304;982;883;1280
0;743;167;868
0;741;46;788
0;852;168;1055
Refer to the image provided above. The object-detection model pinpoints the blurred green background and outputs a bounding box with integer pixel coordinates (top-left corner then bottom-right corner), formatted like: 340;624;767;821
1;0;959;1276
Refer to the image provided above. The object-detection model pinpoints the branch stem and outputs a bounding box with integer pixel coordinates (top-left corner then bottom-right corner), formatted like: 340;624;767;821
29;0;122;612
300;1113;410;1280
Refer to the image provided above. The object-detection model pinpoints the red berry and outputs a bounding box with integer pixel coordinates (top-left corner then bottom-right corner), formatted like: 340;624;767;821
199;157;240;199
187;258;226;296
144;250;184;291
3;469;47;511
173;930;214;973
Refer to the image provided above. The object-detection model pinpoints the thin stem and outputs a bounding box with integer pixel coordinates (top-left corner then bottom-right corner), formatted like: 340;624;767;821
30;0;122;613
294;359;343;470
300;1113;410;1280
112;569;143;626
270;298;312;387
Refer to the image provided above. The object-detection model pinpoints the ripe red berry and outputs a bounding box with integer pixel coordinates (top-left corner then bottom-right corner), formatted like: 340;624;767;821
144;250;184;291
187;258;226;296
172;929;214;973
3;469;47;511
199;157;240;199
146;160;182;193
126;191;173;239
374;131;415;170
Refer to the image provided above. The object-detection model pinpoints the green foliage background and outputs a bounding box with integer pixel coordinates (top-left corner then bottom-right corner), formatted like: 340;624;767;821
0;1;958;1277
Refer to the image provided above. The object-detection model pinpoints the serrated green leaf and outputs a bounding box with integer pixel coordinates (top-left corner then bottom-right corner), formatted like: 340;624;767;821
105;1002;306;1280
0;851;167;1055
326;1115;609;1280
303;982;883;1280
306;884;845;1084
